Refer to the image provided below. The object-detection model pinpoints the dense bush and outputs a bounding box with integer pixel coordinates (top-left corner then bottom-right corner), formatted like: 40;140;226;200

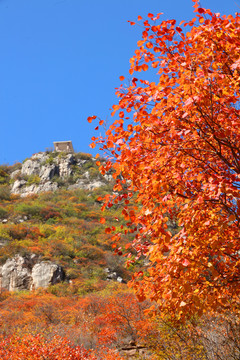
15;203;43;218
26;174;41;186
0;206;8;219
0;185;11;201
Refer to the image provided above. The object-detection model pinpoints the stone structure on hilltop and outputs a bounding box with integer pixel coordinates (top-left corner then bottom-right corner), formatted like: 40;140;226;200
53;140;74;153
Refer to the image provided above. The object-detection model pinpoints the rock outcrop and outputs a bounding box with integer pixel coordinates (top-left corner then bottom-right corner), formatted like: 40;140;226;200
0;254;65;291
10;152;110;197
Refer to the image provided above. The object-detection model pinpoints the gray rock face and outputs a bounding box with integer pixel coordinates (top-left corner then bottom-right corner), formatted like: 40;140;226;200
22;159;41;176
68;179;106;191
10;152;111;197
11;180;58;197
58;154;75;177
0;254;65;291
0;255;34;291
39;164;58;181
11;179;27;193
32;262;65;289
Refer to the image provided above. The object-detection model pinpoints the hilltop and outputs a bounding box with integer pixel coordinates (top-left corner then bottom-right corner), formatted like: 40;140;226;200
6;151;110;197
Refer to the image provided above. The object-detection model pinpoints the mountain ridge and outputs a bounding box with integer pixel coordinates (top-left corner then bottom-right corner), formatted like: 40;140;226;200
8;151;111;197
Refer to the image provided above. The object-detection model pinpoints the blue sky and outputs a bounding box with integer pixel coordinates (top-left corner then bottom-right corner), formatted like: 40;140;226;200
0;0;238;164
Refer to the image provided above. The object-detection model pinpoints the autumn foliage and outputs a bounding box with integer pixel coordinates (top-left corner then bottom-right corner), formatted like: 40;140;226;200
92;0;240;319
2;1;240;358
0;334;95;360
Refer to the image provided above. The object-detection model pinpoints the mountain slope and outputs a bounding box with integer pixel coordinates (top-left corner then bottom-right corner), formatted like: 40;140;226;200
0;150;137;294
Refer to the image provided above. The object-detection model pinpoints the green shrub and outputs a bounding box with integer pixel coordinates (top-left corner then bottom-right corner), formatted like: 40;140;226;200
43;155;56;165
0;207;8;219
51;175;65;187
74;152;92;161
82;161;95;170
66;268;80;279
0;176;8;185
77;245;105;261
15;203;43;218
48;282;72;296
26;174;41;186
46;218;57;225
0;185;11;200
88;167;101;180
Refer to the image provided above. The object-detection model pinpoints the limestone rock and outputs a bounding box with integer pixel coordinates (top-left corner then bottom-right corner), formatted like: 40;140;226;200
21;159;41;176
10;169;21;179
10;151;111;197
32;261;65;289
11;179;27;193
39;164;58;181
0;255;34;291
58;154;75;177
11;181;58;197
37;181;59;194
31;153;48;162
68;179;106;191
0;254;64;291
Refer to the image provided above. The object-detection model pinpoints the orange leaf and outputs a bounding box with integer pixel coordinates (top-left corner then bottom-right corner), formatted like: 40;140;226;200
87;115;96;123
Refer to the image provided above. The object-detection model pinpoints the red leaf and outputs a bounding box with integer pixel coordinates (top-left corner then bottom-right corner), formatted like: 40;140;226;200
182;259;190;267
176;26;182;32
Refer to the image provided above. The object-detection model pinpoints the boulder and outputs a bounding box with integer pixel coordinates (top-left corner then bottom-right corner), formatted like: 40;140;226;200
0;254;65;291
0;255;34;291
32;261;65;289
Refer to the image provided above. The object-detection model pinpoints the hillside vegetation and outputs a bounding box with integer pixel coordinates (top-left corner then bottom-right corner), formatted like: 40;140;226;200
0;152;239;359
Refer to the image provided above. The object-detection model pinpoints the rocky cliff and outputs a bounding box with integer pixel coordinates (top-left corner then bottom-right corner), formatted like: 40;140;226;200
10;151;111;197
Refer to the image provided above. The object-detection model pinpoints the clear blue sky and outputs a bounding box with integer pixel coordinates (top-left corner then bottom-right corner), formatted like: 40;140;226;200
0;0;238;164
